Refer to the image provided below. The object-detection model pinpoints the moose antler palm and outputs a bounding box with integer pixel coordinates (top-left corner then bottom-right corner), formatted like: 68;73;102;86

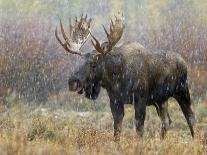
55;13;124;56
55;15;92;56
91;13;125;55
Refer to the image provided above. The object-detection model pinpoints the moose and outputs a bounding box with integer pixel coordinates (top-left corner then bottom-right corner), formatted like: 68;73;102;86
55;14;196;141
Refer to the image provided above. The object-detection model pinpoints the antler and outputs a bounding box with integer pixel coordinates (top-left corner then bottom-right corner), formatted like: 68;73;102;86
91;13;125;55
55;15;92;56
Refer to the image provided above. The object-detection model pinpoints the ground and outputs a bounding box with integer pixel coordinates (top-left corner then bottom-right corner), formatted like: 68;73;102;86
0;97;206;155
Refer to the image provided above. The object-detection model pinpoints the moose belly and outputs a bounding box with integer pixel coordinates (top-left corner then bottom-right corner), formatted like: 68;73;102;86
147;81;177;104
120;92;134;104
108;88;134;104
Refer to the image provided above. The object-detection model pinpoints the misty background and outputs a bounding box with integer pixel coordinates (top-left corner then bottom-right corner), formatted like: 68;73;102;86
0;0;207;109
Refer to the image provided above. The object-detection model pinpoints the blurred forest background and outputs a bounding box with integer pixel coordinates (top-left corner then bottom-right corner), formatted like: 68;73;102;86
0;1;207;154
0;0;207;108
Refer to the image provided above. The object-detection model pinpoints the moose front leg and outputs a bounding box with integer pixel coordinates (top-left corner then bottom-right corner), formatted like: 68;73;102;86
134;97;146;137
110;100;124;142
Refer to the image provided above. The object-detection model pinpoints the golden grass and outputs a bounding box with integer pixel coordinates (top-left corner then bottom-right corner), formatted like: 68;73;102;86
0;102;206;155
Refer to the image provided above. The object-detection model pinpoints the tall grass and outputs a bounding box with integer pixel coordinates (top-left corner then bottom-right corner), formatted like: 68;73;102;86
0;102;206;154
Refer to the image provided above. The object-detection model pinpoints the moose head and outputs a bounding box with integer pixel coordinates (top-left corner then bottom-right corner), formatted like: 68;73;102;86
55;13;124;99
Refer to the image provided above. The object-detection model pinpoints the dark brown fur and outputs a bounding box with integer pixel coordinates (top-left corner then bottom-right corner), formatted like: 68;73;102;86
68;42;196;140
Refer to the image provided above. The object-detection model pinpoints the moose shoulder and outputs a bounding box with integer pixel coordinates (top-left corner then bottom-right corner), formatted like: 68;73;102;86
55;14;196;141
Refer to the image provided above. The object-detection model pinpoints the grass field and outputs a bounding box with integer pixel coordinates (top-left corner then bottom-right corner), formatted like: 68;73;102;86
1;0;207;154
0;97;206;155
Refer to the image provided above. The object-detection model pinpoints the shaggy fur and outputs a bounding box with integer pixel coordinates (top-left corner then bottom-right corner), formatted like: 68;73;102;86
68;42;196;140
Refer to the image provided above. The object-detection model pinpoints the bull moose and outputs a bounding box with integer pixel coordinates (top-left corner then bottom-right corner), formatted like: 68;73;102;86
55;14;196;141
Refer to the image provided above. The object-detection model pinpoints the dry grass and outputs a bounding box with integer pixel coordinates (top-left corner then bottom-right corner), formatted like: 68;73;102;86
0;1;207;154
0;100;206;155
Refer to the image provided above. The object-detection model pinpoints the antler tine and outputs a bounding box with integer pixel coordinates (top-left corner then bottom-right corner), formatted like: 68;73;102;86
55;27;64;47
90;13;124;56
110;18;114;28
104;13;125;52
90;33;104;54
80;14;84;25
60;19;69;42
55;27;82;56
102;25;109;38
88;18;92;27
55;14;92;56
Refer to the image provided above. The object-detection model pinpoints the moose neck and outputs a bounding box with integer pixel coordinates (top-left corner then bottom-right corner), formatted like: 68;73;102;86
101;53;124;90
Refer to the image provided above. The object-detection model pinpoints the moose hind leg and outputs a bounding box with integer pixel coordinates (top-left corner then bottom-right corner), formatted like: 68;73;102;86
156;102;171;139
174;87;196;138
155;101;172;126
110;100;124;142
134;97;146;138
